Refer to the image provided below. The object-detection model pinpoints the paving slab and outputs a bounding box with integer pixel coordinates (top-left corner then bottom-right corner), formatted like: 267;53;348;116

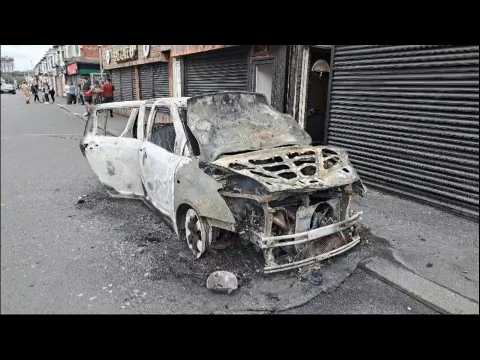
353;188;479;303
362;257;479;314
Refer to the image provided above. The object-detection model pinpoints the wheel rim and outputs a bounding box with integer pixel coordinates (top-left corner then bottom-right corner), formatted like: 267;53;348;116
185;209;207;259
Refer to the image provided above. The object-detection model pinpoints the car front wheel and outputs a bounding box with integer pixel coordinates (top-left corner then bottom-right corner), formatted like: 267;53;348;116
183;208;211;259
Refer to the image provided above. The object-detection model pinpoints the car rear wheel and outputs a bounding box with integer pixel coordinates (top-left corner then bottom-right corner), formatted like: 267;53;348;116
184;208;210;259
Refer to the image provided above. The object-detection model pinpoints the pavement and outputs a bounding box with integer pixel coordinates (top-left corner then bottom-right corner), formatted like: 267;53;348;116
1;92;478;314
353;189;479;313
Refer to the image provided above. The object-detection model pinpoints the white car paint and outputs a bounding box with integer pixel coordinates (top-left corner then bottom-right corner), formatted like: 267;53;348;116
82;98;191;220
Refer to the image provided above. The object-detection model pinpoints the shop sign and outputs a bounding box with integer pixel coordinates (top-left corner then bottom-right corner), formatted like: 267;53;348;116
112;45;138;63
104;49;111;65
143;45;150;58
67;63;78;75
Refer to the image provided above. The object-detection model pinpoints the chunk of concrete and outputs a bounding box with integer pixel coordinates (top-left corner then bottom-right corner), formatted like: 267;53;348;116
206;271;238;294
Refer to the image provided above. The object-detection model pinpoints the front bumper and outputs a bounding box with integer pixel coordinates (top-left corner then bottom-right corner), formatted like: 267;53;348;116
260;211;362;274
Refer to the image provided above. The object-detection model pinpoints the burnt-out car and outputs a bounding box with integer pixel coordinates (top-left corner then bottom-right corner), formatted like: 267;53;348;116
80;92;366;273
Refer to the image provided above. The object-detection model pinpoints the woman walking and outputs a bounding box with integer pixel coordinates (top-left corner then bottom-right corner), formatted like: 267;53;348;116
21;82;32;104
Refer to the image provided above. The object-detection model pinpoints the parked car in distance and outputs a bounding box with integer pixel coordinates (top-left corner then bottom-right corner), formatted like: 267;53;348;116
80;92;366;274
1;82;16;94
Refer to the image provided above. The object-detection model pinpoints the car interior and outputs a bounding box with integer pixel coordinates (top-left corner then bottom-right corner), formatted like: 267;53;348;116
150;107;176;153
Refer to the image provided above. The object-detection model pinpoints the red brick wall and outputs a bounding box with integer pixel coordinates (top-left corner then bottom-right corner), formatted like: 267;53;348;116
81;45;100;59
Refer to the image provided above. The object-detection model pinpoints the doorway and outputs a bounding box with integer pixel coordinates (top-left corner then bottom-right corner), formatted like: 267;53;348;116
304;47;332;145
254;60;274;105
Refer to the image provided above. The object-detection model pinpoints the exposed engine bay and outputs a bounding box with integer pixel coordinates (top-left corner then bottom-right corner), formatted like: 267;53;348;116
203;144;366;273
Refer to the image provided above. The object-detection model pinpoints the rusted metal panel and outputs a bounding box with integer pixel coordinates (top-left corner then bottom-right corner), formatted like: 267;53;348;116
328;45;479;219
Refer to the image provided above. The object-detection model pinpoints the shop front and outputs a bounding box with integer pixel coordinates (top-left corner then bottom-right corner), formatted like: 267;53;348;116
102;45;170;102
178;45;288;111
65;61;100;87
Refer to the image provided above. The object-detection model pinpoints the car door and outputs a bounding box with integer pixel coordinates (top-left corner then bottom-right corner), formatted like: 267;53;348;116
139;104;189;218
82;106;145;197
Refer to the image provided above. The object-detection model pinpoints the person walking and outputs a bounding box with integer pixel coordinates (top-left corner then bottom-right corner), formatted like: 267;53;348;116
21;82;31;104
83;85;95;117
92;80;102;105
49;86;55;103
31;83;41;103
67;81;76;104
101;78;115;117
77;79;85;105
43;84;50;103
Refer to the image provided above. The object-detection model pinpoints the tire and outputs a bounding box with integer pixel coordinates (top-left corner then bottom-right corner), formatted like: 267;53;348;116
180;207;211;259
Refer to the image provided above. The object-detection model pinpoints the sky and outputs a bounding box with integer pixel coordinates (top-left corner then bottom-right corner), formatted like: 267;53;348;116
1;45;52;71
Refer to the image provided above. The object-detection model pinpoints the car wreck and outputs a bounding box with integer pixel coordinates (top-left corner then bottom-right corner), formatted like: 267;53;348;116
80;92;366;274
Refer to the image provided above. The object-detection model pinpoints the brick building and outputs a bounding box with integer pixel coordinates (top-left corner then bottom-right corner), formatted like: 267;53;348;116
63;45;101;88
1;56;14;74
101;45;288;112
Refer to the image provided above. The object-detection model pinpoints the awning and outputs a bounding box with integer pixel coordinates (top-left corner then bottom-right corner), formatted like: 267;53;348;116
79;66;100;75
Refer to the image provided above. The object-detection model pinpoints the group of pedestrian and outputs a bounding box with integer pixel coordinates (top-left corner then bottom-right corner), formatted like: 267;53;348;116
20;76;114;119
66;77;114;117
20;82;55;104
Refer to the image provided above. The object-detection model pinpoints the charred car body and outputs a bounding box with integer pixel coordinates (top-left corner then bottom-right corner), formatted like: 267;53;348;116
80;92;366;273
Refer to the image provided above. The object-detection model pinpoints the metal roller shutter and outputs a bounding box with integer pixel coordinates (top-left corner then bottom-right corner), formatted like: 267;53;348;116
111;69;121;102
120;67;134;101
139;65;153;100
183;47;249;96
328;45;479;219
139;63;169;99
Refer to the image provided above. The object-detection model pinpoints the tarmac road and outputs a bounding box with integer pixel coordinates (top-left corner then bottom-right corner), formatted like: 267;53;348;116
0;93;437;314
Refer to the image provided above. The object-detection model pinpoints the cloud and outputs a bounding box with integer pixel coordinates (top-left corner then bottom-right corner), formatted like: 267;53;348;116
1;45;52;71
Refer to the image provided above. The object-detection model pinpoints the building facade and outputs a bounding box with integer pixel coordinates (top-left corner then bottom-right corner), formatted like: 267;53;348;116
97;44;480;219
101;45;288;112
1;56;14;74
63;45;100;89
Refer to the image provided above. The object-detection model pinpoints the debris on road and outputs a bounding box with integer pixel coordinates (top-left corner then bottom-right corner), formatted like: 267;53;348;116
135;246;146;254
206;271;238;294
76;195;87;204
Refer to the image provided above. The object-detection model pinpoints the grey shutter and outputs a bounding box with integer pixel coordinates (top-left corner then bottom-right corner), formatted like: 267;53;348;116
120;67;134;101
328;45;479;219
139;64;153;100
139;63;169;99
183;47;249;96
152;63;169;97
111;69;121;102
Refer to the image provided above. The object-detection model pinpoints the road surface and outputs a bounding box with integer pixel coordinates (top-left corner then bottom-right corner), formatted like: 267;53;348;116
1;93;437;314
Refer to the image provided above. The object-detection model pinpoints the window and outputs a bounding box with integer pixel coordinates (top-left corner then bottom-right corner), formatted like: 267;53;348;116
96;107;137;137
254;61;274;105
148;107;176;153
